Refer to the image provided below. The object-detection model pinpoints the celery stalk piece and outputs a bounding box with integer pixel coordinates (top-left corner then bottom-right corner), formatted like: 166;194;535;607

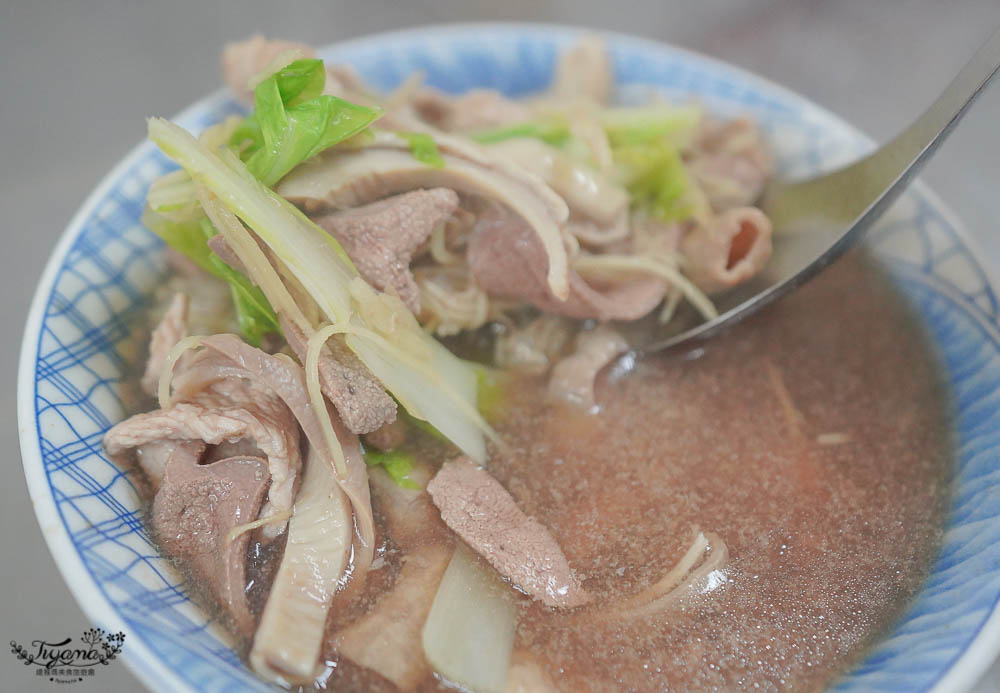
148;117;491;462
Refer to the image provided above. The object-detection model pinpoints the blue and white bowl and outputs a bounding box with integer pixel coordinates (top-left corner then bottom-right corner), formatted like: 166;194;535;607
17;24;1000;693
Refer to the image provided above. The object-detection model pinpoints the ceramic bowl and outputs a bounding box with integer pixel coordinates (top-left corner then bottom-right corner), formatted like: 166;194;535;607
18;23;1000;693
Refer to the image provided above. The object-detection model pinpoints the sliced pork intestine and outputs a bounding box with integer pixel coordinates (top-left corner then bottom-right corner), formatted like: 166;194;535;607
485;137;630;247
687;116;773;212
680;206;773;295
250;446;353;684
547;326;630;410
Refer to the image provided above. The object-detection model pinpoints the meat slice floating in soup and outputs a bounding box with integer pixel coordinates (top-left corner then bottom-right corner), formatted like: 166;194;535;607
105;33;951;692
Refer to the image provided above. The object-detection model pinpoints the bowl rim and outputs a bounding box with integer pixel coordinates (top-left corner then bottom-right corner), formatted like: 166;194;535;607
17;21;1000;693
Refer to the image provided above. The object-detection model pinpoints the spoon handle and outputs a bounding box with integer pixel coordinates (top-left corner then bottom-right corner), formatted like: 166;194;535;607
765;26;1000;229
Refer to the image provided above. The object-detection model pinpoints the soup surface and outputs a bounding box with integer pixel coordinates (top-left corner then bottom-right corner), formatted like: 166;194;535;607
281;251;951;692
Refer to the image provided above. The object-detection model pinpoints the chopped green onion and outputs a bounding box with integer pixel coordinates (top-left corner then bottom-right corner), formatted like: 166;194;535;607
614;139;694;223
364;449;420;489
399;131;445;168
470;119;572;147
600;104;701;147
473;364;505;422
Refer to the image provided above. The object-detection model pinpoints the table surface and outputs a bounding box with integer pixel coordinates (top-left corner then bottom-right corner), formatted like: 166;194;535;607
3;1;1000;691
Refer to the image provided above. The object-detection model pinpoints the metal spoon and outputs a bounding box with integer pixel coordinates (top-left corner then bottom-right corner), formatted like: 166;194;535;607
641;27;1000;353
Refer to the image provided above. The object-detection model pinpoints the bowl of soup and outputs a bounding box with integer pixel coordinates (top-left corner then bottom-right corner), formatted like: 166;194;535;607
18;23;1000;692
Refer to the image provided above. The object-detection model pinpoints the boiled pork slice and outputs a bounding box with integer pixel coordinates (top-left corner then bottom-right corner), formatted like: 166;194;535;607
468;207;666;321
141;292;188;397
311;188;459;313
548;326;629;410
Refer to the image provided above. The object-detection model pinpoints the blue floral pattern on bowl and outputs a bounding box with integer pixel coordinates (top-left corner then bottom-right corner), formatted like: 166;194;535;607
17;24;1000;693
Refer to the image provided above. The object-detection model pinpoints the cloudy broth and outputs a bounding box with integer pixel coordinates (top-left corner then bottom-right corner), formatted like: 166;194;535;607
242;251;951;693
480;252;952;692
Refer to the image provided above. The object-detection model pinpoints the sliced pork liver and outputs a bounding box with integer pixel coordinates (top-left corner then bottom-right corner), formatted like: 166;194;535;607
205;233;397;435
311;188;459;313
363;418;408;452
277;131;570;300
281;316;397;435
151;441;268;636
427;458;590;608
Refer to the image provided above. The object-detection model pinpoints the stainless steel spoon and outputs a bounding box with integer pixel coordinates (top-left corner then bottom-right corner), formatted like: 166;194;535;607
641;26;1000;353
